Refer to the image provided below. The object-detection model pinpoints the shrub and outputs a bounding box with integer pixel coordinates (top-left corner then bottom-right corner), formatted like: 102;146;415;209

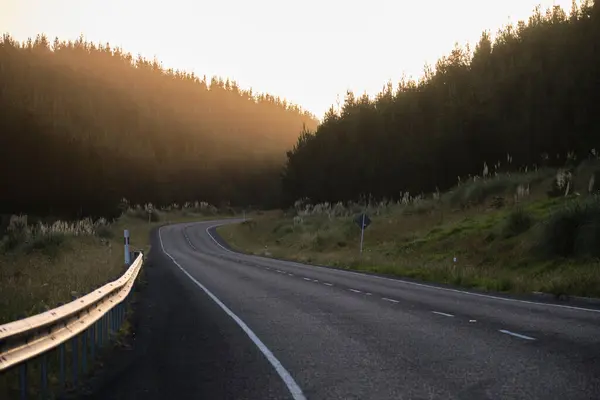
448;169;554;208
547;169;572;198
3;215;31;251
95;225;114;239
502;208;533;238
241;220;257;230
25;232;65;255
126;204;161;222
537;196;600;258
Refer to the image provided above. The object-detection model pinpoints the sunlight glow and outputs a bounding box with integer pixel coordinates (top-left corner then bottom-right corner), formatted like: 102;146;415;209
2;0;574;118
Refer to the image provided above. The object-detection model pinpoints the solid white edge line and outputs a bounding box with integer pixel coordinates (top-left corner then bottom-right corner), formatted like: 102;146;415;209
159;227;306;400
382;298;399;303
202;223;600;314
499;329;536;341
432;311;454;317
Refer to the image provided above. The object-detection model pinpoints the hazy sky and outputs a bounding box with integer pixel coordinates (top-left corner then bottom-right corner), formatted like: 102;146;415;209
3;0;573;119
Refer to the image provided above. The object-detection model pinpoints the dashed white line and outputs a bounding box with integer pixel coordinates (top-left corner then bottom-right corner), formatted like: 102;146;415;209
205;223;600;315
322;283;333;287
312;279;319;283
275;270;285;274
365;293;372;296
432;311;454;317
382;297;400;303
349;289;362;293
499;330;536;341
183;232;197;250
288;273;294;277
303;278;312;281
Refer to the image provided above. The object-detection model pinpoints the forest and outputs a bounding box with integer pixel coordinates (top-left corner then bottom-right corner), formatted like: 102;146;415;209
2;2;600;220
0;33;317;219
281;1;600;205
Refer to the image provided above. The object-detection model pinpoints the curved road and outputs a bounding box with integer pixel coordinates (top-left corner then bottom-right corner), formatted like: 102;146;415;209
88;220;600;400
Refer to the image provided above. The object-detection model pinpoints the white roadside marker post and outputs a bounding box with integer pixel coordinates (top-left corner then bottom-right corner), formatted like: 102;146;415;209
124;229;131;266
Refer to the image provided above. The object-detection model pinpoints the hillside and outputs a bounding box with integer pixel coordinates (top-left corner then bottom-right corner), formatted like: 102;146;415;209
219;161;600;298
0;34;318;219
281;2;600;205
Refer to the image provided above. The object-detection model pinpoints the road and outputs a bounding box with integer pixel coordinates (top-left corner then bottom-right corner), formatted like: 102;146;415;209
85;219;600;400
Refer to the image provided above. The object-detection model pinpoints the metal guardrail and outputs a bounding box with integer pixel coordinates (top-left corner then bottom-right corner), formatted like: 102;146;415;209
0;252;144;399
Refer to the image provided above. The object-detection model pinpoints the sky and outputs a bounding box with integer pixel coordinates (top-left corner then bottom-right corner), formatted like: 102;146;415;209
2;0;574;119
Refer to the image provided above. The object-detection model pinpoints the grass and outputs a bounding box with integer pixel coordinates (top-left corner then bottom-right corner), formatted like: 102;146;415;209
0;202;235;399
218;166;600;299
0;203;234;325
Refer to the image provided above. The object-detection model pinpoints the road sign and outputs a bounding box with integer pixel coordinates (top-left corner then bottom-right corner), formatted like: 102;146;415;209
355;213;371;255
354;213;371;229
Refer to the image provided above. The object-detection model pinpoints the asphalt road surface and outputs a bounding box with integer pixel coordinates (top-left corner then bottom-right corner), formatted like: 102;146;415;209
86;219;600;400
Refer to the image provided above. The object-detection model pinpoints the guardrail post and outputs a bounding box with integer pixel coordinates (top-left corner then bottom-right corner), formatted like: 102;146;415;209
90;323;96;361
19;362;27;400
72;335;78;386
40;353;47;400
59;343;65;391
119;303;125;329
98;317;103;348
103;314;108;343
82;329;87;374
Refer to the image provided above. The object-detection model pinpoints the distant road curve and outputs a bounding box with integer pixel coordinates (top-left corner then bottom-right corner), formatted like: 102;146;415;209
84;219;600;400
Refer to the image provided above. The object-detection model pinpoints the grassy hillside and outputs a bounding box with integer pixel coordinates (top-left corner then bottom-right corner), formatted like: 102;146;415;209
0;34;318;218
0;201;235;325
219;160;600;298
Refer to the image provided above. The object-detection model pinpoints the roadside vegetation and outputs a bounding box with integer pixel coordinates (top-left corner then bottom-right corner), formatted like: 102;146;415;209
219;158;600;298
0;200;234;325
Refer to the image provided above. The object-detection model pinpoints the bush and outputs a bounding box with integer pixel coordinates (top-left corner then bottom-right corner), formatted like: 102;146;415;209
95;225;114;239
547;169;573;198
502;208;533;238
448;170;554;208
538;196;600;258
25;232;65;255
2;215;31;251
126;205;161;222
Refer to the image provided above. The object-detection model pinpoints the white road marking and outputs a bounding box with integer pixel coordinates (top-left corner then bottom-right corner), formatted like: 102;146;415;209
183;231;197;250
365;293;372;296
312;280;319;283
203;223;600;314
159;227;306;400
265;267;271;270
288;274;294;277
382;298;399;303
323;283;333;287
432;311;454;317
303;278;312;281
349;289;362;293
275;270;285;274
499;330;536;341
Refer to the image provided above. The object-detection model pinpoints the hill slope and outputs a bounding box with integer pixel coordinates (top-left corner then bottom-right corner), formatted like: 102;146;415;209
0;34;318;218
281;2;600;205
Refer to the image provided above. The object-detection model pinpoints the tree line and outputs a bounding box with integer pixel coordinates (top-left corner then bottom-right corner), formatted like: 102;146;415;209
281;1;600;205
0;33;318;219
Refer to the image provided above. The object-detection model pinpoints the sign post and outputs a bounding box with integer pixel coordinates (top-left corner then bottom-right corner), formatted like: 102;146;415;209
124;229;131;266
354;213;372;255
